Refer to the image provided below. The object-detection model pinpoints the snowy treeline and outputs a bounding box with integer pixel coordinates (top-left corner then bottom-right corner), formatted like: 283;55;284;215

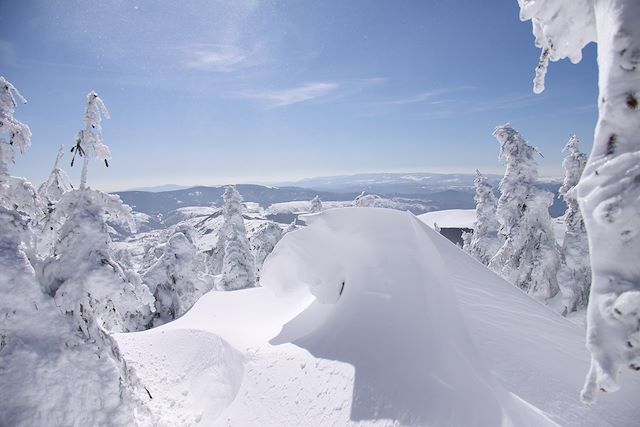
0;81;154;424
518;0;640;402
0;80;291;424
463;125;594;315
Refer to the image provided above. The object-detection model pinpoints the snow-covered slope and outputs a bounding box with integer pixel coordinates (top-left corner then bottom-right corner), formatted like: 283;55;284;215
115;208;639;426
418;208;476;229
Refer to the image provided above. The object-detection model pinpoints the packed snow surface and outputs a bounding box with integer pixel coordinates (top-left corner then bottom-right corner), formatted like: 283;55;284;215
417;209;476;229
116;208;640;426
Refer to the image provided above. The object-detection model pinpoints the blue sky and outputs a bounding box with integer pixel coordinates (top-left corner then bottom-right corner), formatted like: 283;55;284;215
1;0;598;191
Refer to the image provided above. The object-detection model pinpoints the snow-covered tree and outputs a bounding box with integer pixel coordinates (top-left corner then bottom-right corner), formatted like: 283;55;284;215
0;207;152;425
309;195;323;213
354;191;382;207
0;76;39;220
518;0;640;401
465;170;501;265
41;189;155;333
37;145;75;257
212;186;256;290
557;135;591;314
488;124;560;301
220;227;256;291
249;221;283;279
40;93;154;335
70;91;111;189
38;145;73;207
143;231;212;325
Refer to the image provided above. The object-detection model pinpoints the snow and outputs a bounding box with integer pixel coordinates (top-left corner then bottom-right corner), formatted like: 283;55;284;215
115;208;640;426
417;209;476;229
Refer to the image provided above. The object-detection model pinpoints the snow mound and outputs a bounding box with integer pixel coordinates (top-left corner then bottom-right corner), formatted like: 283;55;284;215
117;328;244;426
116;207;640;426
260;207;555;426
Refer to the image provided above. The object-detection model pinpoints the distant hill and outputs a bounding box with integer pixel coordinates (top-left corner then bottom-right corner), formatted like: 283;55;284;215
113;174;566;226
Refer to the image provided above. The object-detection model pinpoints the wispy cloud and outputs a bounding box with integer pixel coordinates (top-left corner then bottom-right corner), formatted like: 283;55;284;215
237;82;340;107
184;44;257;72
384;86;474;106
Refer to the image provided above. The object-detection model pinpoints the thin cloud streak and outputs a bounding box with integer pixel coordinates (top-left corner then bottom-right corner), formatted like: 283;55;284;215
236;82;340;107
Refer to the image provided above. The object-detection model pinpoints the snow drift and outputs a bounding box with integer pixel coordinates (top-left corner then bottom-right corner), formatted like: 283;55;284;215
116;208;640;426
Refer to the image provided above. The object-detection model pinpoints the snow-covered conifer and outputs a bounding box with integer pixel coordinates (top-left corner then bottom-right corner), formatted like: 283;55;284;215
249;221;283;279
38;145;73;206
37;146;75;257
518;0;640;400
0;207;152;425
0;76;39;219
354;191;383;207
557;135;591;314
465;170;501;265
70;91;111;189
220;228;256;291
143;231;211;325
488;124;560;301
211;186;256;290
41;189;155;333
309;195;323;213
41;93;154;335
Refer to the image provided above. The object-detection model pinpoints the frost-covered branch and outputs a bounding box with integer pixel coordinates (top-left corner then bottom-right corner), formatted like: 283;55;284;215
518;0;640;402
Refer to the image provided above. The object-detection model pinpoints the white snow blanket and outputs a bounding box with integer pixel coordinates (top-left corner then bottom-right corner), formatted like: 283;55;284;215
116;208;640;426
417;208;476;229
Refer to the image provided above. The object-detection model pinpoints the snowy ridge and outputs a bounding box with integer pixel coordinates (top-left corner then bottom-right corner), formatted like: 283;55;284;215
116;208;640;426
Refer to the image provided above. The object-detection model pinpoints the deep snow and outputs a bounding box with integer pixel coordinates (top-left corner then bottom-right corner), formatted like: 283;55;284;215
115;208;640;426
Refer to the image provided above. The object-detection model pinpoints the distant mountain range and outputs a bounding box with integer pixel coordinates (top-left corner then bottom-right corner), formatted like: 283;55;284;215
114;173;566;226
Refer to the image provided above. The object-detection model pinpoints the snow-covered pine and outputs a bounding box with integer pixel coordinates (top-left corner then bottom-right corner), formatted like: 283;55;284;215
0;207;153;426
40;93;153;334
220;227;256;291
488;124;560;301
211;186;256;290
71;91;111;189
465;170;501;265
518;0;640;402
40;188;155;334
143;231;212;325
309;195;323;213
557;135;591;314
0;76;39;220
36;145;75;257
249;221;283;279
354;191;383;207
38;145;73;207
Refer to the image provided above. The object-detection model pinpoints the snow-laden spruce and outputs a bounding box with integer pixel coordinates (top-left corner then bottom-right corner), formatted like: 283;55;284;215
0;208;153;426
557;135;591;314
40;187;155;333
212;186;256;290
488;124;560;301
518;0;640;402
309;195;323;213
0;76;39;219
143;231;212;325
70;91;111;189
36;145;75;257
463;170;501;265
38;145;73;206
40;93;154;334
248;221;283;280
